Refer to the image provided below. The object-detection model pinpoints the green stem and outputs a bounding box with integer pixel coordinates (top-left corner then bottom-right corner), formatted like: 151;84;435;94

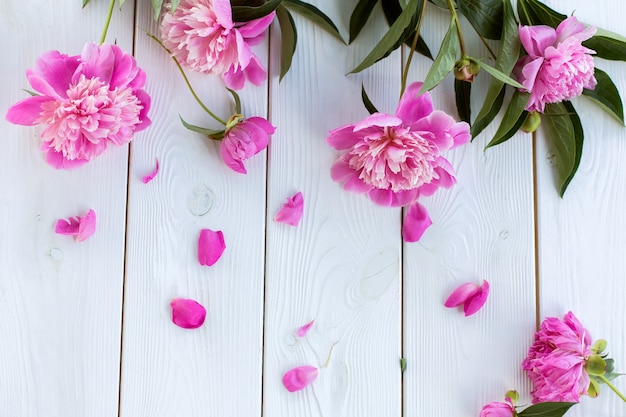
148;33;227;126
599;375;626;402
99;0;116;45
321;342;339;369
446;0;466;56
400;0;428;97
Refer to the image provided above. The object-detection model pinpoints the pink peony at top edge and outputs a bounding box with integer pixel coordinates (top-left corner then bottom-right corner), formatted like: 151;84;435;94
220;116;275;174
160;0;274;90
479;398;515;417
522;311;593;403
274;192;304;226
282;366;318;392
516;16;597;113
55;209;97;242
6;43;151;169
170;298;207;329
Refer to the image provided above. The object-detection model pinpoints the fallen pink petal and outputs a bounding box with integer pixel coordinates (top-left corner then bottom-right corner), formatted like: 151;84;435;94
282;366;318;392
402;202;432;242
170;298;206;329
295;319;315;338
444;280;489;316
274;192;304;226
55;209;96;242
142;158;159;184
198;229;226;266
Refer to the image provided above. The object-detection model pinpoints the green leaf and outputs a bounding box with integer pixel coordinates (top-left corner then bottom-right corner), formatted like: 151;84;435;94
381;0;432;60
171;0;180;12
350;0;422;73
400;357;407;373
151;0;163;21
226;88;242;115
584;34;626;62
418;17;459;93
517;0;564;26
455;79;471;124
22;89;39;97
276;5;297;81
350;0;379;44
179;116;225;137
232;0;282;23
543;101;584;197
361;84;379;114
583;68;624;125
82;0;91;8
283;0;345;44
472;0;520;139
518;402;576;417
485;91;529;148
119;0;126;8
428;0;449;8
470;58;526;90
457;0;503;40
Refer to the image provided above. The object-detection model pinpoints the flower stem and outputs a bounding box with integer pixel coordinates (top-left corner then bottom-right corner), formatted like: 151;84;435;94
446;0;467;56
400;0;428;97
147;33;227;126
321;342;339;369
99;0;116;45
599;375;626;402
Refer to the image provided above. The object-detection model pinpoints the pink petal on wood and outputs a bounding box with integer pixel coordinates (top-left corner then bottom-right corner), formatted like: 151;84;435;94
282;366;318;392
295;319;315;338
274;192;304;226
402;202;432;242
198;229;226;266
463;280;489;316
170;298;206;329
444;282;481;308
142;158;159;184
55;209;96;242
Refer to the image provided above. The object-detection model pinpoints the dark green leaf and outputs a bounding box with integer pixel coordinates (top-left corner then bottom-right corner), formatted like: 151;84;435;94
82;0;91;8
226;88;242;115
232;0;282;23
457;0;502;40
22;89;39;97
419;17;459;93
518;402;576;417
350;0;422;73
179;116;225;137
283;0;345;44
517;0;564;27
361;84;379;114
485;91;529;148
543;101;584;196
400;357;407;373
350;0;379;44
455;79;471;124
428;0;449;8
472;0;520;138
151;0;163;21
381;0;432;60
276;5;297;81
584;34;626;62
583;68;624;125
470;58;526;90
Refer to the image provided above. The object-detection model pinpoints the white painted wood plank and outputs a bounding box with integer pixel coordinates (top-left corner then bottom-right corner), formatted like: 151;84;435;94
0;1;134;416
119;6;268;417
403;7;537;416
536;1;626;415
263;1;402;416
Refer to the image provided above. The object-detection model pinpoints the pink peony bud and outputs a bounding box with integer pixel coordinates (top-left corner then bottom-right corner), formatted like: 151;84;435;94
220;116;275;174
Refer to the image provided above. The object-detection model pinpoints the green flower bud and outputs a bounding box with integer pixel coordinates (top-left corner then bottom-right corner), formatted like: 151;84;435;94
586;354;607;376
505;390;519;404
454;58;479;82
591;339;608;354
521;111;541;133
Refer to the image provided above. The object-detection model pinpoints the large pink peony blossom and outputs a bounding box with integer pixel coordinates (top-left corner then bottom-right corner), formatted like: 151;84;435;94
6;43;151;169
522;311;593;403
479;399;515;417
160;0;274;90
516;16;596;113
327;82;469;240
220;116;275;174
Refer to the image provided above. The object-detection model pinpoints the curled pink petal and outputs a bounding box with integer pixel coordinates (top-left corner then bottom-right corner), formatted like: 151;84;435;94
282;366;318;392
274;192;304;226
198;229;226;266
170;298;206;329
463;280;489;316
142;158;159;184
402;202;432;242
295;319;315;337
55;209;96;242
444;280;489;316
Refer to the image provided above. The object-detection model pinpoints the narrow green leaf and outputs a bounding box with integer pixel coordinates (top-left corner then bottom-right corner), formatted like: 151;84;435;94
119;0;126;8
472;0;520;138
232;0;282;23
226;88;242;115
381;0;432;60
485;91;529;148
470;58;526;90
584;35;626;61
518;402;576;417
428;0;449;8
517;0;564;27
82;0;91;8
350;0;379;44
457;0;503;40
350;0;421;73
400;357;407;373
418;18;459;93
542;101;584;197
171;0;180;12
583;68;624;125
276;5;297;81
151;0;163;21
455;79;471;124
22;89;40;97
361;84;379;114
179;116;225;137
283;0;345;44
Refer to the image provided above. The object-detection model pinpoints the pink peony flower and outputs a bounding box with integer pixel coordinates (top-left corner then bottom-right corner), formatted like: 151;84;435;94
522;311;593;403
282;366;318;392
55;209;97;242
444;280;490;316
220;116;275;174
327;82;469;241
160;0;274;90
198;229;226;266
170;298;207;329
516;16;596;113
274;192;304;226
479;399;515;417
6;43;151;169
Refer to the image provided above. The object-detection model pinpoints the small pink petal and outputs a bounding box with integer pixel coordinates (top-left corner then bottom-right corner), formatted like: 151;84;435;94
463;280;489;316
55;209;96;242
198;229;226;266
444;281;481;308
142;158;159;184
402;202;432;242
274;192;304;226
295;319;315;338
282;366;318;392
170;298;206;329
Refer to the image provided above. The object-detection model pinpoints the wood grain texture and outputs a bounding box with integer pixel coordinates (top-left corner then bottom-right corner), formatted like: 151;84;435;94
262;1;402;416
535;1;626;415
0;1;134;416
119;5;268;417
403;7;537;416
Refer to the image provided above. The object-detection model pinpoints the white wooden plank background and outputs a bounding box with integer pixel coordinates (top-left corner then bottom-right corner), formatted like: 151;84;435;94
1;0;625;416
